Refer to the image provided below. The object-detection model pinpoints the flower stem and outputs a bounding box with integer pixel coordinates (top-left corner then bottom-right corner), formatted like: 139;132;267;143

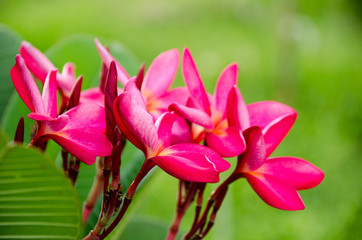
98;159;155;239
83;158;104;224
167;182;199;240
183;173;240;239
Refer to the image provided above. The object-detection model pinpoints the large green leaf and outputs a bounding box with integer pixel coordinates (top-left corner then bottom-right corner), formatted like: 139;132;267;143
0;129;9;151
0;24;22;117
0;144;82;239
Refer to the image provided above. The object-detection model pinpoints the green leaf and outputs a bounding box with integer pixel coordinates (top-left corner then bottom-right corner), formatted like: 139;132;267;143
0;24;22;117
0;129;9;151
0;144;82;239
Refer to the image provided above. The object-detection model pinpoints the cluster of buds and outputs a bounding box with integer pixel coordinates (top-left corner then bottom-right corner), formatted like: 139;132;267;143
10;39;324;240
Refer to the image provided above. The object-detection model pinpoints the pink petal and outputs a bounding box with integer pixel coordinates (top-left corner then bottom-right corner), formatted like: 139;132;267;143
63;103;106;133
80;87;105;107
182;48;210;114
247;101;297;156
50;128;112;165
227;85;250;131
169;103;213;129
141;49;179;99
42;70;58;118
28;113;54;121
162;143;230;172
205;126;246;158
171;117;192;145
245;173;305;211
19;41;55;82
257;157;324;190
155;112;177;150
95;38;130;86
212;63;238;122
263;114;297;157
11;55;45;114
150;154;220;183
113;81;158;157
147;87;189;118
56;62;76;96
40;115;69;133
238;127;266;172
135;64;145;90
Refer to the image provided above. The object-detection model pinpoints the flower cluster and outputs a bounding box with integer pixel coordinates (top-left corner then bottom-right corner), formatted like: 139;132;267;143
10;40;324;240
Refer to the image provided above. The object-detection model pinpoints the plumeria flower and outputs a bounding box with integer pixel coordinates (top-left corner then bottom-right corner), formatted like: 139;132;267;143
20;41;110;109
169;48;246;157
227;85;299;157
112;80;230;183
20;41;77;100
226;85;323;210
96;39;191;143
10;55;113;165
236;126;324;210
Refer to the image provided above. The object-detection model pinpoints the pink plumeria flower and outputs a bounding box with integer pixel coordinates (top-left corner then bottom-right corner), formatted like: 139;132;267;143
227;85;299;157
96;39;191;144
20;41;109;109
11;55;113;165
95;39;189;119
20;41;77;99
236;126;324;211
112;80;230;183
169;48;246;158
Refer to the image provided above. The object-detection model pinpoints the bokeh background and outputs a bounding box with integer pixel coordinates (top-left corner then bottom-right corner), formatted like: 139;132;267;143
0;0;361;239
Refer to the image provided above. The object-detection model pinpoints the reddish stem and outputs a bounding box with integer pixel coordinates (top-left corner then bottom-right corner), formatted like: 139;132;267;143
98;160;155;240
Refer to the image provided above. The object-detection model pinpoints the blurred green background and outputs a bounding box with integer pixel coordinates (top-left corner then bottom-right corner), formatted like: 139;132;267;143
0;0;361;239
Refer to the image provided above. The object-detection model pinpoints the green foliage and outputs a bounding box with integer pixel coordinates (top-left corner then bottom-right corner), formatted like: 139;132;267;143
0;144;83;239
0;25;21;117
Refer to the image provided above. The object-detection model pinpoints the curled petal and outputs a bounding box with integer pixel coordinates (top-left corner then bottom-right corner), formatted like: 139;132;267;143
155;112;177;150
212;63;238;122
238;127;266;172
150;154;220;183
41;115;69;132
95;38;130;86
205;126;246;158
113;82;158;157
50;128;112;165
57;62;76;96
171;117;192;145
161;143;230;172
257;157;324;190
227;85;250;131
247;101;297;156
245;173;305;211
169;103;213;129
42;70;58;118
19;41;55;82
142;49;179;99
11;55;44;114
263;114;297;157
182;48;210;114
